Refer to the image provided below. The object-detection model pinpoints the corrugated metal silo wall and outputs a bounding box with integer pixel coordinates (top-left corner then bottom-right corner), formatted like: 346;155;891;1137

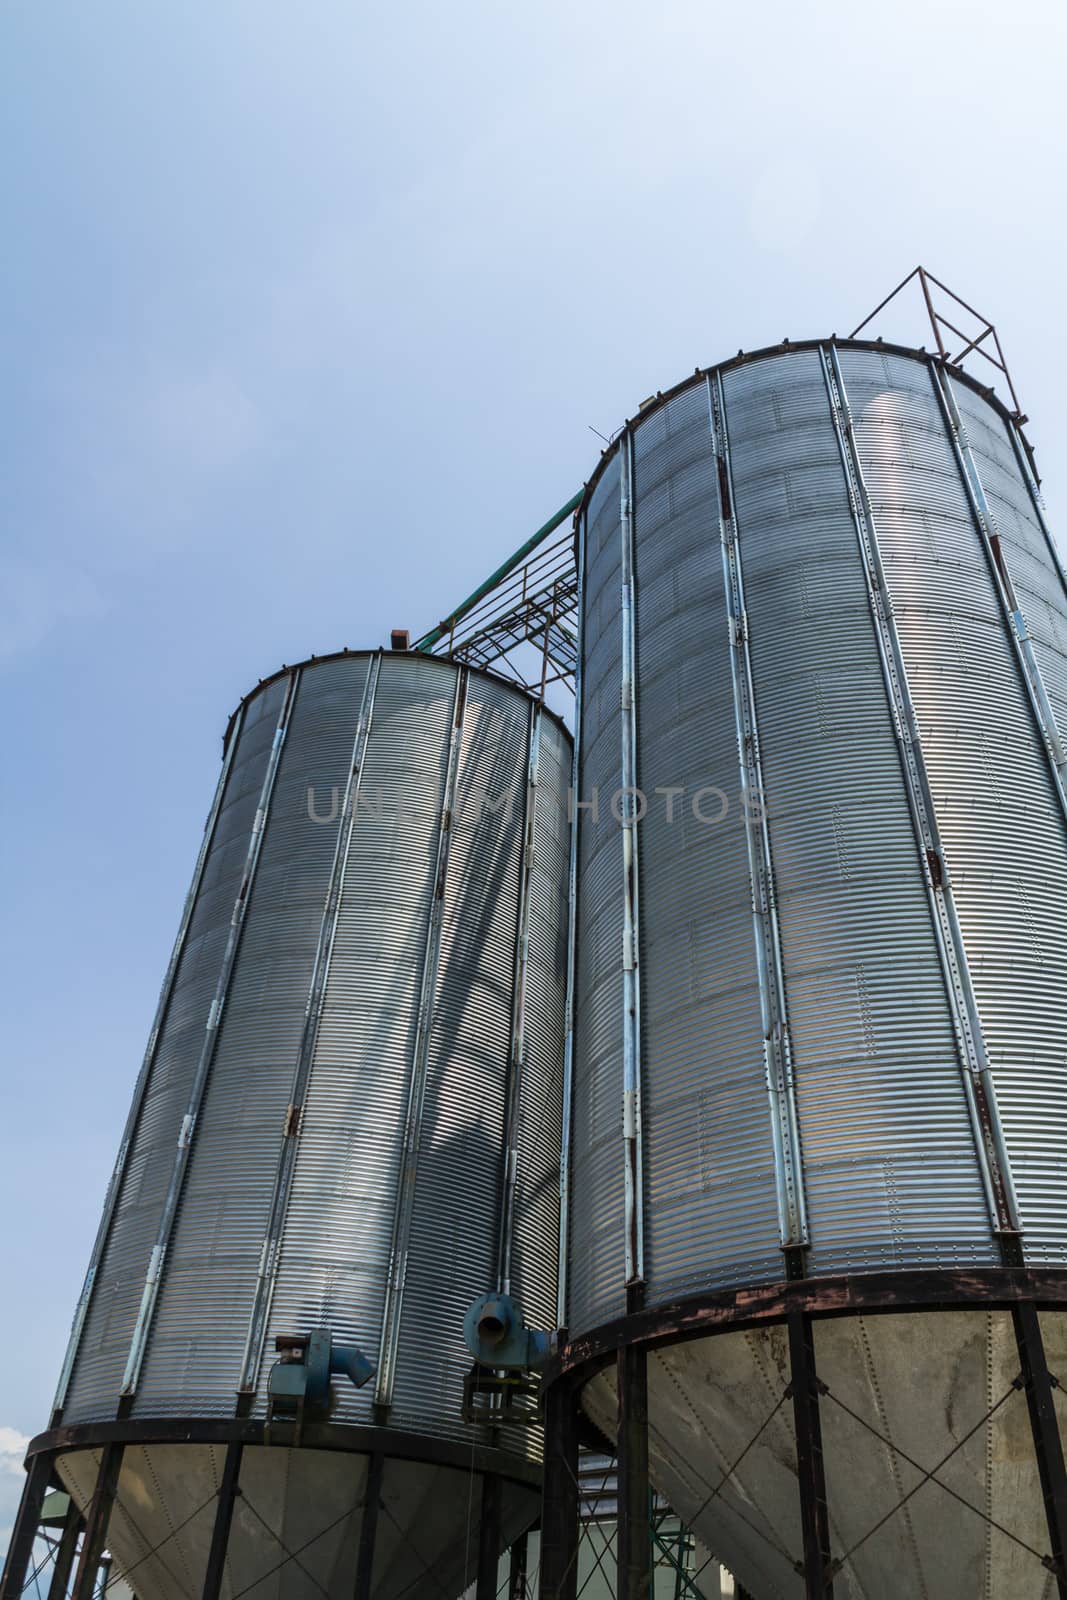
59;652;570;1452
838;348;1067;1264
62;675;291;1416
568;344;1067;1334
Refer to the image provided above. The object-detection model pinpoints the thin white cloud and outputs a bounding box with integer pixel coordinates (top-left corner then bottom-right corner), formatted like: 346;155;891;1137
0;1430;32;1567
0;1426;30;1476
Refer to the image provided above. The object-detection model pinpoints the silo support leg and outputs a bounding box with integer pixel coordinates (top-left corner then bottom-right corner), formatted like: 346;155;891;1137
540;1379;579;1600
48;1497;85;1600
354;1452;384;1600
508;1531;529;1600
1012;1301;1067;1597
0;1449;55;1600
201;1442;242;1600
476;1474;503;1600
787;1313;834;1599
71;1444;123;1600
617;1346;651;1600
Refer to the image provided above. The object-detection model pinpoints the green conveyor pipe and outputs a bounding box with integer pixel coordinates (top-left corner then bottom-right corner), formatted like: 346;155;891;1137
413;491;584;653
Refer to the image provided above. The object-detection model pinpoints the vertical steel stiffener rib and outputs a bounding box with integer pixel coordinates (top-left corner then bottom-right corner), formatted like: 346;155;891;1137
375;668;469;1408
620;430;645;1288
820;343;1020;1234
238;654;383;1396
121;676;301;1396
499;700;541;1295
929;361;1067;825
1007;414;1067;595
708;372;808;1250
558;514;587;1325
52;706;246;1416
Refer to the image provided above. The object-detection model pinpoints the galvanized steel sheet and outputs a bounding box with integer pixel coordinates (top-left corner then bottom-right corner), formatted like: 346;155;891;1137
569;341;1067;1328
59;652;570;1470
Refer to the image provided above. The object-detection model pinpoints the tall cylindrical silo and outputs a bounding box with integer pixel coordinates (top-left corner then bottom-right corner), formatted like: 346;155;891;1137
556;340;1067;1598
19;649;571;1600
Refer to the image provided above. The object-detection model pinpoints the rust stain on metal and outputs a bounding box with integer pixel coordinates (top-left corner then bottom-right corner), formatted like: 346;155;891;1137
717;456;733;521
549;1269;1067;1380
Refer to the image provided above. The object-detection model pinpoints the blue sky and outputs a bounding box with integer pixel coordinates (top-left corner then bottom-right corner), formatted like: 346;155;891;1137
3;0;1066;1554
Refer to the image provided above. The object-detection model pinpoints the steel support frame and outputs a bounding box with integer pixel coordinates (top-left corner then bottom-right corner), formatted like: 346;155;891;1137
47;1496;85;1600
541;1332;835;1599
849;264;1025;419
540;1378;580;1600
1012;1301;1067;1598
201;1440;242;1600
787;1311;834;1598
15;1427;541;1600
542;1278;1067;1598
26;1293;1067;1599
508;1531;529;1600
476;1474;503;1600
617;1345;651;1600
26;1418;541;1493
0;1450;56;1600
541;1326;834;1599
71;1444;123;1600
413;492;583;655
353;1452;384;1600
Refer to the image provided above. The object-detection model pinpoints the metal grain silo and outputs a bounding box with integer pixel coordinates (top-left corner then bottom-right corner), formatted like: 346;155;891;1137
5;649;571;1600
544;340;1067;1599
